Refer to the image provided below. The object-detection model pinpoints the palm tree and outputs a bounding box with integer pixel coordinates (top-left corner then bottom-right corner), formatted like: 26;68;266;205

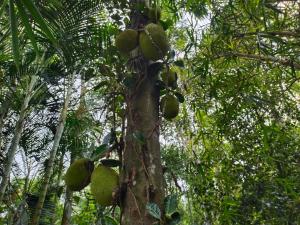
0;56;46;203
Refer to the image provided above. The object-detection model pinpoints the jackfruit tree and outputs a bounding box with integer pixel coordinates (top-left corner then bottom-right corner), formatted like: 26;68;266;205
0;0;299;225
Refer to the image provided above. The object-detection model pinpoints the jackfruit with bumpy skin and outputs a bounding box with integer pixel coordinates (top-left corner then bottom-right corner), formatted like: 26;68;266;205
161;68;177;87
90;165;119;206
115;29;138;54
64;158;94;191
139;23;169;61
160;94;179;120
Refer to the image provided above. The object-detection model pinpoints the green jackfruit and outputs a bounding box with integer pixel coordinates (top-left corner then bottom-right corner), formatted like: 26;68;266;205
160;94;179;120
64;158;94;191
161;68;177;87
115;29;138;54
139;23;169;60
90;165;119;206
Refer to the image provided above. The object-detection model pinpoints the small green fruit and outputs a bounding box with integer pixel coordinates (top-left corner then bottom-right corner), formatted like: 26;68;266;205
161;68;177;87
160;94;179;120
64;158;94;191
90;165;119;206
139;23;169;61
115;29;138;54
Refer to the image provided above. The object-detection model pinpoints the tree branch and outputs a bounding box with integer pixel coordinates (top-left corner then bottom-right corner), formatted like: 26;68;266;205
218;51;300;70
234;31;300;38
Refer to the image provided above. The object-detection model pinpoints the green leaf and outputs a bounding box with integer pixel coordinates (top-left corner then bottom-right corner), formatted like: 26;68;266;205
123;76;136;89
9;0;20;70
173;60;184;68
146;202;161;220
133;131;145;144
73;196;80;204
164;194;178;215
100;159;121;167
21;0;56;44
0;0;8;19
174;92;184;103
94;144;109;155
159;19;173;30
103;216;118;225
160;89;167;96
156;80;166;90
15;0;38;54
167;212;181;225
93;80;109;91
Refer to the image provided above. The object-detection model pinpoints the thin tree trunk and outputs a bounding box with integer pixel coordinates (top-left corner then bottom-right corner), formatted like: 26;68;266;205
0;106;8;151
61;154;75;225
50;152;64;225
0;75;38;204
30;74;74;225
120;2;165;224
61;74;85;225
0;90;13;151
60;187;73;225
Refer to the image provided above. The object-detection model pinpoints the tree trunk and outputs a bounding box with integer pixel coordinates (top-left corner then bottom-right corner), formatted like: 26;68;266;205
61;153;75;225
120;2;165;224
50;152;64;225
121;58;165;225
0;88;14;152
0;75;38;204
30;74;74;225
0;103;9;151
60;187;73;225
61;73;86;225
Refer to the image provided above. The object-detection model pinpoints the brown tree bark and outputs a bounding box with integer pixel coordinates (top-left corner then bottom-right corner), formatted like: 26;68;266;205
120;2;165;224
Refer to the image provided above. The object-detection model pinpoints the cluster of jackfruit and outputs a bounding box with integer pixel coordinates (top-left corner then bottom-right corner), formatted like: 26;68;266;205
159;67;182;120
115;6;182;120
64;159;119;206
115;7;169;61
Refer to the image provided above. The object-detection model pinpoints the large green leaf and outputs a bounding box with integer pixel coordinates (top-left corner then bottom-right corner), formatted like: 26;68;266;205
21;0;56;44
15;0;38;54
0;0;8;19
9;0;20;69
146;202;161;220
103;216;118;225
164;194;178;216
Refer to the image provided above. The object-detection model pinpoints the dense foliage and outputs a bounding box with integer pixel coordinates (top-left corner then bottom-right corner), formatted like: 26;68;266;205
0;0;299;224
